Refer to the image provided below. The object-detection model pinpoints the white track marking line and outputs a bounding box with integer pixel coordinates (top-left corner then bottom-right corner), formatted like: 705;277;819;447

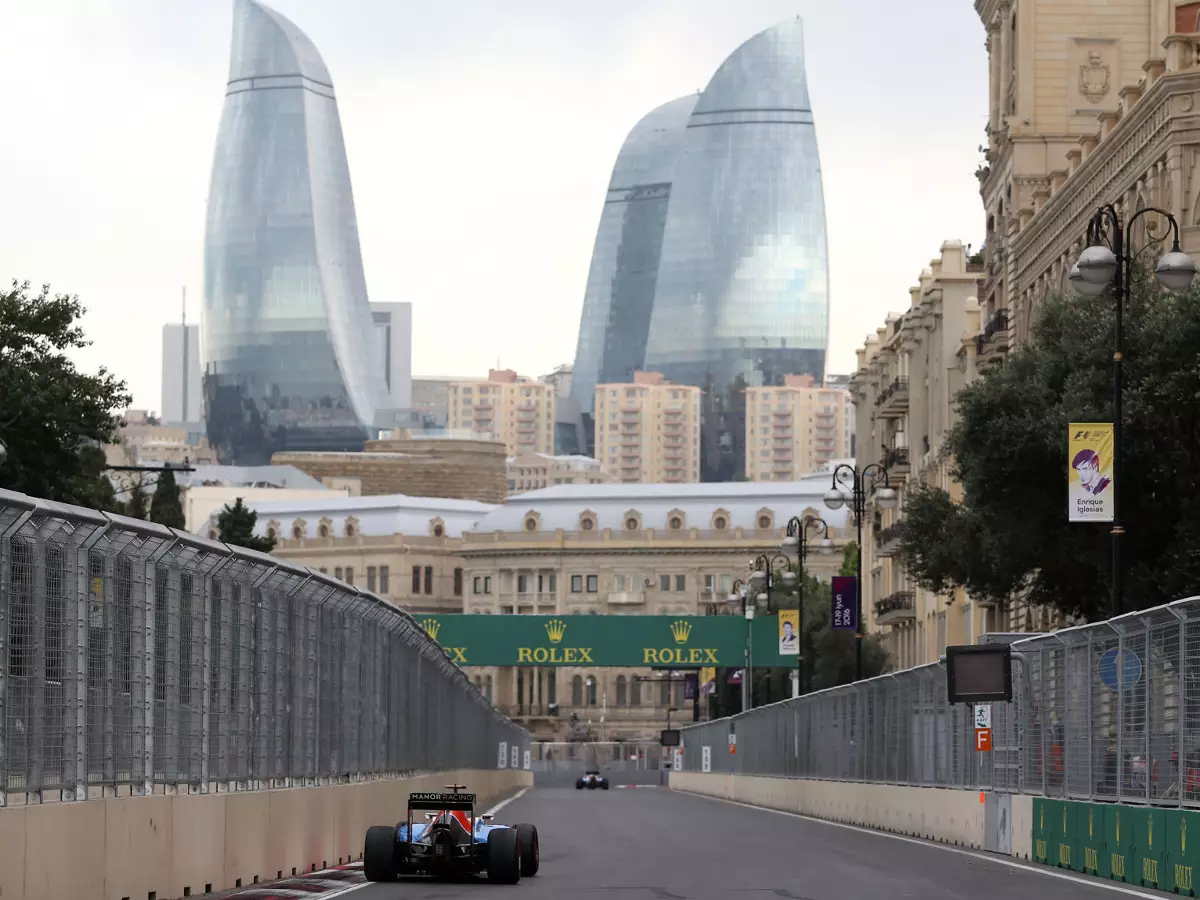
681;790;1169;899
316;787;532;899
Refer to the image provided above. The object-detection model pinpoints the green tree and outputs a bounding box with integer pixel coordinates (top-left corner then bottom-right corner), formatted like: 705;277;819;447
148;467;185;529
895;276;1200;620
0;280;130;507
122;476;149;520
839;542;859;577
216;497;276;552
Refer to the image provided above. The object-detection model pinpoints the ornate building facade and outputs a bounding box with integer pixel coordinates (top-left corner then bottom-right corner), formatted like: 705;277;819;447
976;0;1200;355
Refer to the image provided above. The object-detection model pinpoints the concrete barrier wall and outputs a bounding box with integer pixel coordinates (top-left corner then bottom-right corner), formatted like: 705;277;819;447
0;768;532;900
669;772;990;850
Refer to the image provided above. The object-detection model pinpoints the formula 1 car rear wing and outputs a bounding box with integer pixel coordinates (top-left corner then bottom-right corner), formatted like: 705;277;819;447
408;791;477;811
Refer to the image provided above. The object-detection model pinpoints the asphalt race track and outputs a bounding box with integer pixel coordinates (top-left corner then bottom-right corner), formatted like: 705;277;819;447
339;786;1175;900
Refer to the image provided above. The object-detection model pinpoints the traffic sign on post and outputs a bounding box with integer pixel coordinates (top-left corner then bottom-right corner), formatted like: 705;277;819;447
728;734;737;755
975;728;993;752
974;703;992;729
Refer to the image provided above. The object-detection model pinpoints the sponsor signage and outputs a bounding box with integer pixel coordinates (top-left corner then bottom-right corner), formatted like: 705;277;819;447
831;577;858;630
415;614;798;667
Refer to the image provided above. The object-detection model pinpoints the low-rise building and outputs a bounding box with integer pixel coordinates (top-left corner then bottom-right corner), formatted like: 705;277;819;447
209;493;498;615
506;453;614;495
180;464;346;533
460;478;849;739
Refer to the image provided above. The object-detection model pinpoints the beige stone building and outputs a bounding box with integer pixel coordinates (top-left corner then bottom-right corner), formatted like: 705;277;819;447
975;0;1200;358
743;375;854;481
446;369;556;456
593;372;701;484
849;241;1004;670
272;432;507;503
204;494;497;615
506;453;614;495
460;478;849;739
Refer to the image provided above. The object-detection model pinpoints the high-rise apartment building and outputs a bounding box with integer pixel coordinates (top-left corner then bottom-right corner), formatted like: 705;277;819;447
202;0;387;464
447;370;556;456
161;319;201;426
743;375;852;481
369;302;413;417
593;372;701;484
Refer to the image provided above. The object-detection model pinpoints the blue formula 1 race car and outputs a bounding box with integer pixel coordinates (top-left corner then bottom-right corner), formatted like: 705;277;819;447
363;785;540;885
575;769;609;790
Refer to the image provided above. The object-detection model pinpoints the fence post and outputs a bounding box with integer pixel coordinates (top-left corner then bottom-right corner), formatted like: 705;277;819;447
0;502;35;808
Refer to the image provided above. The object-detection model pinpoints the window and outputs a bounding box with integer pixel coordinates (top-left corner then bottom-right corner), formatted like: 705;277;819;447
433;523;444;537
525;517;538;531
625;517;639;531
424;566;433;594
518;574;529;593
380;566;389;594
474;576;484;594
580;517;594;531
675;574;686;592
615;574;628;591
345;567;354;586
660;681;671;706
714;516;727;530
367;567;377;592
659;574;670;592
719;574;732;593
571;574;583;593
335;567;343;580
484;576;492;594
758;515;771;529
586;575;598;593
669;516;682;530
318;524;330;538
586;676;598;706
412;566;421;593
454;568;463;596
319;567;327;574
630;677;641;706
616;676;627;706
292;525;303;539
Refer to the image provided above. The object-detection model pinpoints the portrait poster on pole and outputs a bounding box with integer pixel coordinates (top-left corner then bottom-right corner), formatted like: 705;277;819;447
778;609;799;655
1068;423;1114;522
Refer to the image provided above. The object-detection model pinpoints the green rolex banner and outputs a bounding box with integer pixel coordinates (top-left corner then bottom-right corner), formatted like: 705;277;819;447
413;614;794;668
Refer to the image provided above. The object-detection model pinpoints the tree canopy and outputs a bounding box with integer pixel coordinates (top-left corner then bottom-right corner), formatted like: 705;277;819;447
148;467;186;530
0;280;130;508
895;276;1200;621
216;498;276;553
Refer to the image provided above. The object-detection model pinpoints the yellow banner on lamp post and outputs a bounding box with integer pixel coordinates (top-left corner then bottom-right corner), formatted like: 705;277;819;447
778;609;800;655
1068;423;1114;523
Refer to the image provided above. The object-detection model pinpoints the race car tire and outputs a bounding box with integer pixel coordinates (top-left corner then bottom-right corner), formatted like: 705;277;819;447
600;781;609;790
486;827;522;884
575;781;584;789
515;823;540;876
363;825;398;882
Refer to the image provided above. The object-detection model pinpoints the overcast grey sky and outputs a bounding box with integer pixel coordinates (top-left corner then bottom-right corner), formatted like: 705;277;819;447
0;0;986;412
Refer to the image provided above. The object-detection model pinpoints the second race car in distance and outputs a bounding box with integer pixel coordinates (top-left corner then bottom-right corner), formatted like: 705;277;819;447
575;769;609;790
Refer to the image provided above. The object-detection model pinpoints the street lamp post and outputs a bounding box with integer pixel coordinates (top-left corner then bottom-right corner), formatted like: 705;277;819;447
725;579;758;712
780;515;834;696
823;463;898;682
748;552;795;614
1069;204;1198;617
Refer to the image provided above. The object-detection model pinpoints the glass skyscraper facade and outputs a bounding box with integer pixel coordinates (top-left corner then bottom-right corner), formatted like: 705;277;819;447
569;95;698;432
644;17;829;481
202;0;387;465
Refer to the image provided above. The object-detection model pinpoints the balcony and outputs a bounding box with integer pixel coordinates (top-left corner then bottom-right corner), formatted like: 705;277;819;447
883;446;910;475
875;590;916;625
875;522;903;558
875;377;910;418
608;591;646;606
976;308;1010;370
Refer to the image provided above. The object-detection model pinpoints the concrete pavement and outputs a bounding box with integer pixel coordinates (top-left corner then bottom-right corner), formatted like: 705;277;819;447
334;786;1176;900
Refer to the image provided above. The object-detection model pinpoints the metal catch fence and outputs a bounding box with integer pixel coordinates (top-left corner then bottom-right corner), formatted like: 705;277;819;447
679;595;1200;808
0;489;530;804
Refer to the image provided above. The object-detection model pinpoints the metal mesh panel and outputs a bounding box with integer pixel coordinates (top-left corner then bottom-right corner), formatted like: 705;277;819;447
675;595;1200;807
0;490;529;802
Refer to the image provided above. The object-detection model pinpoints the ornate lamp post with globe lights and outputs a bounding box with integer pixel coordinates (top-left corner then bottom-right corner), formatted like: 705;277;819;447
1068;204;1197;617
823;463;897;682
780;515;834;695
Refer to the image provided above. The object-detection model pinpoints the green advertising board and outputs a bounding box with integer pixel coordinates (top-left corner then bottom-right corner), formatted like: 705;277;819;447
413;614;798;668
